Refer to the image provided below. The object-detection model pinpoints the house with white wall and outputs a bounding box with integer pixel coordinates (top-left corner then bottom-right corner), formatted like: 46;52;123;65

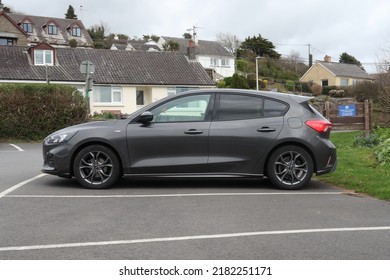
158;36;235;81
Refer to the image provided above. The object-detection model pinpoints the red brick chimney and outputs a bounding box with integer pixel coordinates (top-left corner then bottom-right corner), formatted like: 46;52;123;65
187;39;196;60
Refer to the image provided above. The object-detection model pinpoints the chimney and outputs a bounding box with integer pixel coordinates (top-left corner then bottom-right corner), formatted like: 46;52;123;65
187;39;196;60
324;55;331;62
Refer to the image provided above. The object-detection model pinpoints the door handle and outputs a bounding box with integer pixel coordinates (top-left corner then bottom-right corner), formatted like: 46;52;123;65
185;129;203;135
257;127;276;133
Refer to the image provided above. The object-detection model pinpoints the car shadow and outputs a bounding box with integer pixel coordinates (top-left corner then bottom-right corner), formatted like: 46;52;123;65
40;175;332;192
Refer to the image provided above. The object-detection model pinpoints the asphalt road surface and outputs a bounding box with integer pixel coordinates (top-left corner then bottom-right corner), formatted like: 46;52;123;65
1;143;390;260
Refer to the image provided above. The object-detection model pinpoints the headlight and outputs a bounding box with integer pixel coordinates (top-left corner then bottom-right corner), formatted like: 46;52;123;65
44;131;77;145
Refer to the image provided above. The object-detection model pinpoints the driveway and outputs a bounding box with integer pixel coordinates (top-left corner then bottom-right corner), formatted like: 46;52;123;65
0;143;390;260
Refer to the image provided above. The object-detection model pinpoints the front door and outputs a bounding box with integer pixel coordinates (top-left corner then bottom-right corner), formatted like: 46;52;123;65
126;93;213;174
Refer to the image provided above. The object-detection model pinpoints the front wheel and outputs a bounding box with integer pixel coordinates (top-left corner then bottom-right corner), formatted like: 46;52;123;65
73;145;121;189
267;145;313;190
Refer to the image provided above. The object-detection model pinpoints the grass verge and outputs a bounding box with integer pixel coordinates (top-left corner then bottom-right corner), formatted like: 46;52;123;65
317;131;390;201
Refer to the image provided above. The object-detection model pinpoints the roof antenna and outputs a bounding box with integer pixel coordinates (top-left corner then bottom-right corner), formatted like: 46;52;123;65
79;4;87;20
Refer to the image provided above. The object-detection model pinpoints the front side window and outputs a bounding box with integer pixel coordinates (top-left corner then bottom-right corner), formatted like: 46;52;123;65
93;86;122;103
151;94;211;123
48;24;58;35
71;26;81;37
321;79;329;87
22;22;33;33
34;50;53;65
217;94;287;121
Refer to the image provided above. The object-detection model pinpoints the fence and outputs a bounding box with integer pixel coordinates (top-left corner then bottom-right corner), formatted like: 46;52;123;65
324;99;371;136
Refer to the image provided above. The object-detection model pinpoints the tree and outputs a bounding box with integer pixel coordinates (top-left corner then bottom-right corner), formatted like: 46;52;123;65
339;52;363;68
87;23;116;49
183;33;192;39
376;43;390;110
216;32;240;55
240;34;280;59
162;40;180;52
65;5;77;19
230;73;250;89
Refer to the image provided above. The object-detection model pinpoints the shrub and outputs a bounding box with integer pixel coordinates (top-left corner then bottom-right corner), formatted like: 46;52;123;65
375;138;390;165
353;132;379;148
0;84;88;140
310;84;323;96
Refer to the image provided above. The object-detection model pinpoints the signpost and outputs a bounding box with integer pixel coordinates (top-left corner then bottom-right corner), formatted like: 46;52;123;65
80;60;95;114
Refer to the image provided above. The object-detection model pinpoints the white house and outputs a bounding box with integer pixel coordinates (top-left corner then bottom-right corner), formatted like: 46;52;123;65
158;36;235;81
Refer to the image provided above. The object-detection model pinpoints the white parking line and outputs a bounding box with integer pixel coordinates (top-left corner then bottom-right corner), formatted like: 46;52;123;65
9;144;24;152
0;226;389;252
0;174;47;199
5;192;344;198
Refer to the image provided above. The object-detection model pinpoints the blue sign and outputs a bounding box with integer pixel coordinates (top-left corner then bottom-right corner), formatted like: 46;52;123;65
338;104;356;117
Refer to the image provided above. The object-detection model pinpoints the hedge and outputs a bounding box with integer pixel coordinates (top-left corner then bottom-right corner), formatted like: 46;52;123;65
0;84;88;140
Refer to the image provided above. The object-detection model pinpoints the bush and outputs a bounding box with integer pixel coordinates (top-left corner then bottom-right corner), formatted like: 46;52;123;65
375;138;390;165
353;132;379;148
0;84;88;140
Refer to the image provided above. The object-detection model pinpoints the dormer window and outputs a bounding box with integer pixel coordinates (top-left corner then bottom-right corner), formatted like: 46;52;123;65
71;26;81;37
29;43;56;66
34;50;53;65
22;22;33;33
48;24;58;35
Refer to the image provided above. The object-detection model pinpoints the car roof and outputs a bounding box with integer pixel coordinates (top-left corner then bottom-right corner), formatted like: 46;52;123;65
183;88;312;103
127;88;312;119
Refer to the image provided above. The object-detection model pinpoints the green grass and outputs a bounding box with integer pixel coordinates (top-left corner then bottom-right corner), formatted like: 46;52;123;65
317;131;390;201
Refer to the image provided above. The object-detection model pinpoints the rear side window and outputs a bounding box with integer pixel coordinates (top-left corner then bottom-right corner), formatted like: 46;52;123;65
217;94;288;121
263;98;288;117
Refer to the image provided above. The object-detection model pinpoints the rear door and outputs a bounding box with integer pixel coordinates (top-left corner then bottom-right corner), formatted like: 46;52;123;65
208;93;287;174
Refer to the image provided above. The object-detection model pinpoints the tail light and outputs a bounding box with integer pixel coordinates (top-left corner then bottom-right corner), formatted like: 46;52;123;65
305;120;332;133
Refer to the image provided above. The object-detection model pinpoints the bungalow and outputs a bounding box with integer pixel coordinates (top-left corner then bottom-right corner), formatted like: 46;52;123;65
299;55;374;87
0;44;215;114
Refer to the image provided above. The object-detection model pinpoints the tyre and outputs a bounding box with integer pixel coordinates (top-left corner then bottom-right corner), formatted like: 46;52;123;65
73;145;121;189
267;145;313;190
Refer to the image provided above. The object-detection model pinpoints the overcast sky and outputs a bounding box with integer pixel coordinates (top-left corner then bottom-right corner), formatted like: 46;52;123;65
4;0;390;73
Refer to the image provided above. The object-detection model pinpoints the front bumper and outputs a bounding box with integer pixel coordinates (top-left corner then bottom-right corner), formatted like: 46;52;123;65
42;142;73;178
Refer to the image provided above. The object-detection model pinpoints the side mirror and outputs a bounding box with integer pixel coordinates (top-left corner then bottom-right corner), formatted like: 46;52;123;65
138;111;154;124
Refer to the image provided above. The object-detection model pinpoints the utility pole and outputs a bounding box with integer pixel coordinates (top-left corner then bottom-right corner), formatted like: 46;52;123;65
308;44;313;67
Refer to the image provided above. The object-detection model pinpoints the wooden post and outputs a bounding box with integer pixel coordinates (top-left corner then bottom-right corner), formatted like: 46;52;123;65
325;101;330;119
364;99;370;139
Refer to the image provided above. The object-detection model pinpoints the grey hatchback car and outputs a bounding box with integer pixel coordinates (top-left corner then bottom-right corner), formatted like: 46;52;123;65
42;89;337;190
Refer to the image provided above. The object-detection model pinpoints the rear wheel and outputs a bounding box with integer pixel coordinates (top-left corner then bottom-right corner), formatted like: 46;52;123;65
267;145;313;190
73;145;121;189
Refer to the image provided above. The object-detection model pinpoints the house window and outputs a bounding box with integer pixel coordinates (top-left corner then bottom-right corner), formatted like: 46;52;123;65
167;87;198;96
34;50;53;65
0;38;14;45
321;79;328;87
136;90;144;105
221;59;230;67
340;78;349;87
71;26;81;37
210;58;218;67
22;22;33;33
93;86;122;103
48;24;58;35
